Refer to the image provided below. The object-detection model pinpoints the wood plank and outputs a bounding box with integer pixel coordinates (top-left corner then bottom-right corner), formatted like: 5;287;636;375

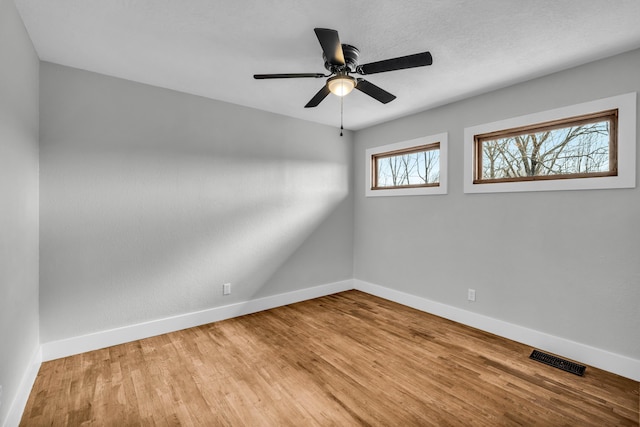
20;291;639;426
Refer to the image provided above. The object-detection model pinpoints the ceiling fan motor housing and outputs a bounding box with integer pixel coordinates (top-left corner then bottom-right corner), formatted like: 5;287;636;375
324;44;360;73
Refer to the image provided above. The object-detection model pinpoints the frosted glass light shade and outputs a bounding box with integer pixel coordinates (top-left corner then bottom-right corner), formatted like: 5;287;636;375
327;75;356;97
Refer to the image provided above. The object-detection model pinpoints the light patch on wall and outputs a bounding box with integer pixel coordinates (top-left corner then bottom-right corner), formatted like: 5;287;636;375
39;149;348;339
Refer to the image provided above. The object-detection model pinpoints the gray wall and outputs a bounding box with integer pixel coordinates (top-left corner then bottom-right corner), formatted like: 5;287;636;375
39;62;353;343
0;0;40;423
354;48;640;360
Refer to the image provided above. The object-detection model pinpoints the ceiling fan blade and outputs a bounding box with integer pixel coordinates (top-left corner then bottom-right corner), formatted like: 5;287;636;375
254;73;326;79
314;28;345;66
304;85;331;108
355;79;396;104
357;51;433;75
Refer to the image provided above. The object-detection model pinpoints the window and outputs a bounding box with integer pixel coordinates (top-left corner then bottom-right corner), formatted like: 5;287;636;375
366;133;447;197
464;92;636;193
373;143;440;189
474;109;617;184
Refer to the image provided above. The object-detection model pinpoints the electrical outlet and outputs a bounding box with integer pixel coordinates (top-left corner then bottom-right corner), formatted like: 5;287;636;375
223;283;231;295
467;288;476;302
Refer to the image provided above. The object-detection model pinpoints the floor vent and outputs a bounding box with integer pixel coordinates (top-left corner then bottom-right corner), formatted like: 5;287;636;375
529;349;586;376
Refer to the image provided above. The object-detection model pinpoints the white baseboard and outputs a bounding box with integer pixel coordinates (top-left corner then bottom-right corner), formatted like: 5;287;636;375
41;279;354;361
354;279;640;382
38;277;640;382
3;346;42;427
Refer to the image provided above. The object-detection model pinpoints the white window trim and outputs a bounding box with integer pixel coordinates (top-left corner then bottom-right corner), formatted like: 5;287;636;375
463;92;636;194
365;132;448;197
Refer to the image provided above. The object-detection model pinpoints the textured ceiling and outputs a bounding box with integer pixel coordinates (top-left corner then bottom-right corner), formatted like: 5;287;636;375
14;0;640;130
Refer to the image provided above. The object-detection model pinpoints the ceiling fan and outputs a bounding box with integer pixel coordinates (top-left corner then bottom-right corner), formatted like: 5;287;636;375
254;28;433;108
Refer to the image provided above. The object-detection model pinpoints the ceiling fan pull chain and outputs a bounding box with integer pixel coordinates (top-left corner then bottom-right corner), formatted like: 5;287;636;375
340;95;344;137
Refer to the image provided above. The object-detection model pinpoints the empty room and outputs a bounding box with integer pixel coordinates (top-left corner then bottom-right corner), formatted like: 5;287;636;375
1;0;639;425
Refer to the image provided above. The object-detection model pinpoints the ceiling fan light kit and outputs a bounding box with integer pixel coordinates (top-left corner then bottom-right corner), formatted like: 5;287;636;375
254;28;433;132
327;74;356;96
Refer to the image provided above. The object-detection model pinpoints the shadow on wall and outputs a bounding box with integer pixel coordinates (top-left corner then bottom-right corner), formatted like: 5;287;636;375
40;146;349;342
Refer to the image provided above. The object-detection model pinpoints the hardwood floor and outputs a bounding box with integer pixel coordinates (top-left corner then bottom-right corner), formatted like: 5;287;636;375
21;291;639;426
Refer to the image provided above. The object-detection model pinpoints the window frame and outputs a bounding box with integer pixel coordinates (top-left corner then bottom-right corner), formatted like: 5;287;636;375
365;132;448;197
371;142;441;190
473;109;618;184
464;92;636;194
